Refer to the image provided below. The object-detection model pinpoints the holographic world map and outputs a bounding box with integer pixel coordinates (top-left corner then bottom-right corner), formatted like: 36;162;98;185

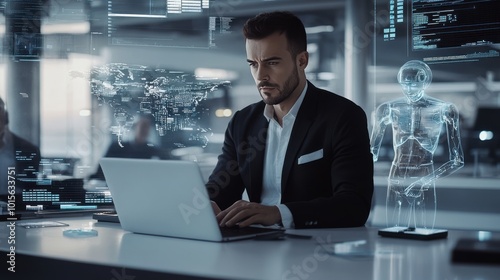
89;63;230;148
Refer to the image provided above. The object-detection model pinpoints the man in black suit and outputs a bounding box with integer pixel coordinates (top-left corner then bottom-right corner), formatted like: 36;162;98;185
207;11;374;229
0;97;41;198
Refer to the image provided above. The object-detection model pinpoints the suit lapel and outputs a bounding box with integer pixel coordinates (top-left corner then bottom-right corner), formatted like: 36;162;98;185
248;113;269;203
281;82;318;193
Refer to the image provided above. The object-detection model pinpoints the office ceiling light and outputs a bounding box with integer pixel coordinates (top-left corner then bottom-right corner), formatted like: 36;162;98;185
307;43;318;53
79;109;91;117
41;21;90;35
215;109;232;118
108;13;166;18
305;25;334;34
195;68;238;80
479;131;494;141
318;72;336;80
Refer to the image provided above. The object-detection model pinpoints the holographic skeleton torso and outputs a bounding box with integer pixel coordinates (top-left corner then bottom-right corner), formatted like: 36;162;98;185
370;60;464;229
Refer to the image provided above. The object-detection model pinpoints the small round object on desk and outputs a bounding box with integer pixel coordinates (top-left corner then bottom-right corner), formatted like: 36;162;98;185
63;228;98;238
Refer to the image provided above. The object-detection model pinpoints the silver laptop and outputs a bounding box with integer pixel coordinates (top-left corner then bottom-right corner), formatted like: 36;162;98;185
99;158;284;242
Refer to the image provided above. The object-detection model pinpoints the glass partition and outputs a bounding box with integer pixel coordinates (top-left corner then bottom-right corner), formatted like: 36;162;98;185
1;0;498;223
372;0;500;178
0;0;347;214
370;0;500;230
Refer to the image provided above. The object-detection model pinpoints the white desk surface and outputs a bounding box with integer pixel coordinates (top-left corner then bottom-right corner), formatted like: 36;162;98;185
1;216;500;280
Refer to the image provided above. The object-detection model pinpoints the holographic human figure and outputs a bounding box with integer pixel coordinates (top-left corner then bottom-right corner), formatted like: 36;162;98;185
370;60;464;229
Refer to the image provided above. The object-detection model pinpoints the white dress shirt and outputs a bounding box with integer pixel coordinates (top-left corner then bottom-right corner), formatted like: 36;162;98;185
261;83;308;228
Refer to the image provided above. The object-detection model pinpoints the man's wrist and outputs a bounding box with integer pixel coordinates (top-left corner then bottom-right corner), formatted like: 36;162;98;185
276;204;294;228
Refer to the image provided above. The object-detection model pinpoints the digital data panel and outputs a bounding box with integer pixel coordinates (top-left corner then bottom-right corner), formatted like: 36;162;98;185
103;0;232;49
412;0;500;63
375;0;500;73
89;63;231;148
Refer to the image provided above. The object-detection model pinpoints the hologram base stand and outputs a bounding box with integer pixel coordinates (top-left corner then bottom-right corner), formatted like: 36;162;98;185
378;226;448;240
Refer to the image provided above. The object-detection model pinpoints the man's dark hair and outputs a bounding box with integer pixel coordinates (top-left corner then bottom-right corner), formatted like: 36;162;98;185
243;11;307;58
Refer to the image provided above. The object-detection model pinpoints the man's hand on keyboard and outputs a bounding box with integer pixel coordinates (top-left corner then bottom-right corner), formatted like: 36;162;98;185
216;200;281;228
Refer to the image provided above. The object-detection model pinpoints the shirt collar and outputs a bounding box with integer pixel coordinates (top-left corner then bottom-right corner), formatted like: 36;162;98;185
263;82;308;122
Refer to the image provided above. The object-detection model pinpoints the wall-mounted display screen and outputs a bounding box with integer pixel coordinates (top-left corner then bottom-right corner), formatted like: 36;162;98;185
375;0;500;72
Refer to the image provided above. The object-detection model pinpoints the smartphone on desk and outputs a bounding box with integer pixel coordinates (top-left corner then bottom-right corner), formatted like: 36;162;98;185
452;238;500;264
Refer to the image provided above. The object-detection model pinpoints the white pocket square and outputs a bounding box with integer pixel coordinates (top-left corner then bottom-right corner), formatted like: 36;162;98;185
298;149;323;165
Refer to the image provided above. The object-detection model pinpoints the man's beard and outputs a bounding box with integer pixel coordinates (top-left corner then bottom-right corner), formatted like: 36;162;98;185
259;65;300;105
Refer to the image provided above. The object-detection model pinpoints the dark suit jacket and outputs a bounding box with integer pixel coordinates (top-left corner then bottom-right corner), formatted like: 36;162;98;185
207;81;374;229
